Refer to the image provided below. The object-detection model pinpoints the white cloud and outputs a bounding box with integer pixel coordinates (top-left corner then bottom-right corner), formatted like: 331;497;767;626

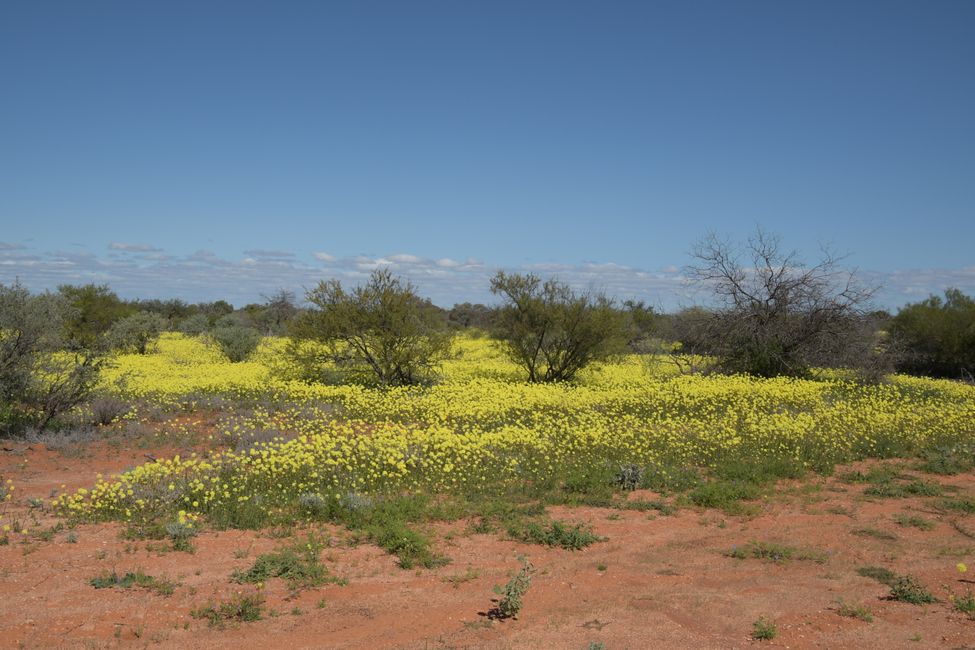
0;242;26;251
2;243;974;310
109;242;162;253
243;249;295;259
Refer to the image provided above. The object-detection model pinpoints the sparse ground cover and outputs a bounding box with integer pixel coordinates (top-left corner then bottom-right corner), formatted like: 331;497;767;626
2;333;975;648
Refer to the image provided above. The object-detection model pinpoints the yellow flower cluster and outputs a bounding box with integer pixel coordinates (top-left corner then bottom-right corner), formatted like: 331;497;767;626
55;333;975;522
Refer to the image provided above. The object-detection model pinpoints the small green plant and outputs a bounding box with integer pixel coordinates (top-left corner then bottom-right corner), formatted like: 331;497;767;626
191;593;266;627
751;616;777;640
893;514;935;530
89;570;178;596
938;497;975;514
613;464;644;491
947;587;975;619
836;599;873;622
889;575;936;604
727;541;828;564
232;536;340;591
586;643;607;650
851;527;897;541
493;556;535;619
508;520;604;550
689;480;761;510
596;563;608;572
165;520;198;552
857;565;897;586
442;567;480;588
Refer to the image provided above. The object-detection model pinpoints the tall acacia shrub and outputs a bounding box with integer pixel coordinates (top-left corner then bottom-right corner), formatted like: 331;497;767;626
890;288;975;379
0;282;102;433
289;269;451;386
489;272;627;382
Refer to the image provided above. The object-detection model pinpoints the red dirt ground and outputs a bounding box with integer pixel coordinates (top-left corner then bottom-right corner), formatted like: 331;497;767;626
2;436;975;650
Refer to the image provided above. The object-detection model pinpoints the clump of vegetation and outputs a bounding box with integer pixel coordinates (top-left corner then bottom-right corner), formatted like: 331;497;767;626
851;527;898;541
613;464;644;491
690;480;761;509
889;575;936;604
106;311;168;355
191;593;266;627
915;443;975;475
890;288;975;379
492;556;535;619
856;565;898;586
210;321;263;363
751;616;777;640
366;520;449;569
508;520;604;550
232;536;340;590
165;519;198;552
727;541;828;564
893;514;935;531
937;497;975;514
0;281;103;434
946;587;975;619
836;600;873;622
89;570;178;596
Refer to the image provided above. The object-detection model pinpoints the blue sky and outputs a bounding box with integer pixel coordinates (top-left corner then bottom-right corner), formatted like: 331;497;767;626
1;0;973;308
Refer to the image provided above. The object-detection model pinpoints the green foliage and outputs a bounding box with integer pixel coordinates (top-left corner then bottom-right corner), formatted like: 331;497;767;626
489;271;627;383
366;520;448;569
916;443;975;475
889;574;936;604
856;565;898;586
892;514;934;530
191;593;266;627
179;313;211;336
232;536;338;590
726;541;828;564
689;480;761;509
508;519;604;550
106;311;168;354
57;284;134;348
89;570;178;595
0;282;103;433
211;322;263;362
890;288;975;379
290;269;451;386
836;600;873;622
493;556;534;619
751;616;777;640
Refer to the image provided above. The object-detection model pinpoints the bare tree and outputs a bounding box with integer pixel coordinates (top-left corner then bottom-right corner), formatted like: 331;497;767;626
685;228;881;378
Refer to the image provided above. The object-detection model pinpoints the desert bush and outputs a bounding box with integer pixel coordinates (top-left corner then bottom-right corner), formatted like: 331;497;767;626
289;269;451;386
0;282;103;433
57;284;133;348
890;288;975;379
685;228;881;378
178;313;210;336
211;323;262;362
106;311;168;354
489;271;627;382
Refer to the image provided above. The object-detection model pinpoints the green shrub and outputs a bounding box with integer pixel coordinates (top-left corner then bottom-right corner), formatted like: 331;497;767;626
508;519;603;550
890;288;975;379
211;324;262;363
493;556;534;619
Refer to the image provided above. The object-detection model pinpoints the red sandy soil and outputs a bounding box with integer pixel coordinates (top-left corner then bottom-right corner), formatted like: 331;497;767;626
2;435;975;650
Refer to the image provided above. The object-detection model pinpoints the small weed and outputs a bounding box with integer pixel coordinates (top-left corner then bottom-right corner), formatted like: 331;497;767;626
492;556;534;619
751;616;777;640
893;514;934;531
727;541;828;564
442;567;480;588
89;570;179;596
290;607;302;616
938;497;975;514
836;599;873;622
596;563;607;572
857;565;897;586
65;532;78;543
613;464;644;491
316;598;327;609
508;520;604;550
689;480;760;510
851;528;898;541
618;499;676;515
191;593;265;627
